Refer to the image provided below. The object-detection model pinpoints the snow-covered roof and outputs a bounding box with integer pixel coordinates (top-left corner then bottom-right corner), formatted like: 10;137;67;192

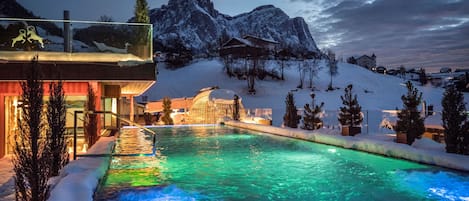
209;88;240;104
221;37;254;48
193;88;241;106
357;54;375;61
243;35;279;44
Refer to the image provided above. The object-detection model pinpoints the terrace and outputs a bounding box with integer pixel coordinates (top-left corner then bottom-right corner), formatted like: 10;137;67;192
0;17;156;159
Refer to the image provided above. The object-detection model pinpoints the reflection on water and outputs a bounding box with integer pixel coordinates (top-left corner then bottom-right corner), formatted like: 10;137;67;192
97;126;469;201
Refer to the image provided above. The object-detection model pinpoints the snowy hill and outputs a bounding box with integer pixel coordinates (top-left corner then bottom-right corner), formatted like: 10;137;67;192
142;58;454;133
149;0;318;55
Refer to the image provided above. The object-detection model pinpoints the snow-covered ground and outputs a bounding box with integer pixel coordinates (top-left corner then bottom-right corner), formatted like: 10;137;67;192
0;156;14;201
48;136;115;201
0;137;115;201
143;58;459;131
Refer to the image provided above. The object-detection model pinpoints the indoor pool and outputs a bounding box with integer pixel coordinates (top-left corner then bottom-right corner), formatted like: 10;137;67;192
97;126;469;201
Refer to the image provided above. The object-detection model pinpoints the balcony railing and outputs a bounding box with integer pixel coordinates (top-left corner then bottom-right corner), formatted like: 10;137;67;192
0;18;153;63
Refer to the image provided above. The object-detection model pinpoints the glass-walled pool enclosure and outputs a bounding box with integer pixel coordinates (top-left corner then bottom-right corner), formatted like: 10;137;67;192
0;18;153;62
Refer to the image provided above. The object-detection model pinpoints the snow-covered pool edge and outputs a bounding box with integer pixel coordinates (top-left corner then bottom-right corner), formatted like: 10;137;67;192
48;136;116;201
225;121;469;172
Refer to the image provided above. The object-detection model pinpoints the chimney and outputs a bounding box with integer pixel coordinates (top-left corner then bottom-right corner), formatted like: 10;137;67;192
63;10;71;53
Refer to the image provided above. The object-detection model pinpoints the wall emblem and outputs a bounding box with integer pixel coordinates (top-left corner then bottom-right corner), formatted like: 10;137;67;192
11;26;44;48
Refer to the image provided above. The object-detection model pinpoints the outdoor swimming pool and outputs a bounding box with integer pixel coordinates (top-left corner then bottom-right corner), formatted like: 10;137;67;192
97;126;469;201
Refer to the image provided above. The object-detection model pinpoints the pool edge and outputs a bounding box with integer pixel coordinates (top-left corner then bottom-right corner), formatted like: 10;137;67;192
225;121;469;173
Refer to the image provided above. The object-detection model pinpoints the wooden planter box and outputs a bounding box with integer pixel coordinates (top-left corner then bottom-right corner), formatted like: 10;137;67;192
341;126;361;136
396;132;407;144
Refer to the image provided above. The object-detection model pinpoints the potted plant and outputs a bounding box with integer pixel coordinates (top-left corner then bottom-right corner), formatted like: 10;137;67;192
338;84;363;136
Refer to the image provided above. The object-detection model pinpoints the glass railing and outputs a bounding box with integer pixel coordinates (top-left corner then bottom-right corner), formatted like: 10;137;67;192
0;18;153;63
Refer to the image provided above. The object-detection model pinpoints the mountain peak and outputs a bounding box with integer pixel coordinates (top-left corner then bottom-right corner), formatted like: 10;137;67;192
166;0;217;17
253;5;277;11
151;0;318;55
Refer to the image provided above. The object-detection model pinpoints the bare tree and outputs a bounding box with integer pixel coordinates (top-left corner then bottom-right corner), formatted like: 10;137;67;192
276;47;292;80
13;56;50;201
327;50;338;91
307;58;320;89
297;56;307;89
98;15;114;22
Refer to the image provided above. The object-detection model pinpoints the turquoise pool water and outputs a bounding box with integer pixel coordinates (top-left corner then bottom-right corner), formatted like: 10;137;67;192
98;126;469;201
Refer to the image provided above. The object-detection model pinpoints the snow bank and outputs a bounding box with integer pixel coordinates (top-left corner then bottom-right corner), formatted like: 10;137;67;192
0;156;15;200
225;121;469;172
48;137;115;201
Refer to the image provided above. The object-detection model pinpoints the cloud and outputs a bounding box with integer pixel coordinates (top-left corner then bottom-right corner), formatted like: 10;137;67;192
301;0;469;69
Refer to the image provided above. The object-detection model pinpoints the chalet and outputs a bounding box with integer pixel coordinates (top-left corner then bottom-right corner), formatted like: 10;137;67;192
0;17;156;159
219;35;279;57
242;35;279;51
356;54;377;70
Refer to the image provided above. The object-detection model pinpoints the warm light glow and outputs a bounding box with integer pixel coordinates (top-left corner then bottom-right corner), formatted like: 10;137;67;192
0;51;149;63
81;143;88;153
112;98;118;113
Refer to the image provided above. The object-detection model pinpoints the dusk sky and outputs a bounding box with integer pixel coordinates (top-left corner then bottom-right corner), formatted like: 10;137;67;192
16;0;469;71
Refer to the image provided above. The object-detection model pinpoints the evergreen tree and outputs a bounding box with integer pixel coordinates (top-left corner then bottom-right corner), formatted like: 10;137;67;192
13;56;50;201
464;125;469;155
346;56;357;64
162;97;174;125
85;86;98;147
47;81;68;177
233;94;240;121
395;81;425;145
302;93;324;130
283;92;301;128
338;84;363;127
133;0;150;45
442;85;467;154
134;0;149;23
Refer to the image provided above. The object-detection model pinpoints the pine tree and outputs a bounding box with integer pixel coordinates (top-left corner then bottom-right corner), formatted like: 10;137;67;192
463;126;469;155
442;85;467;154
13;56;50;201
283;92;301;128
395;81;425;145
233;94;240;121
302;93;324;130
162;97;174;125
346;56;357;64
85;86;98;147
134;0;150;45
134;0;149;23
47;81;68;177
338;84;363;127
